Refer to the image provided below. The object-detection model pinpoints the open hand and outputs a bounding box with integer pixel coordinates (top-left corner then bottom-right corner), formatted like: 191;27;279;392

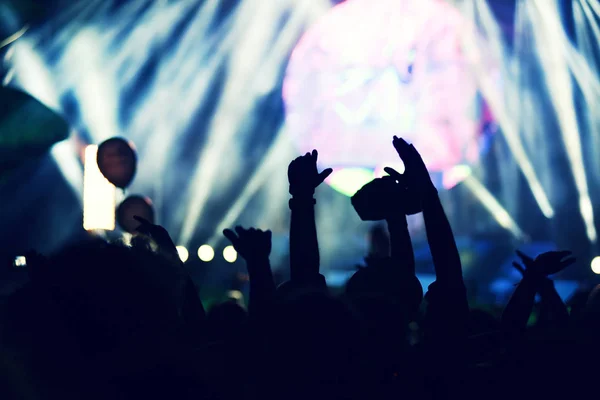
134;215;178;260
223;226;272;263
512;250;576;277
385;136;436;198
288;150;333;197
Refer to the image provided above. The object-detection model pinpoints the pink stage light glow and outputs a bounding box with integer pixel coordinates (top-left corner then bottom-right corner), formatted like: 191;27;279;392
283;0;494;196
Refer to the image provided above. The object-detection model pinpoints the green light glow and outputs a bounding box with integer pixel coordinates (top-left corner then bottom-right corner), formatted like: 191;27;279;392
327;168;376;197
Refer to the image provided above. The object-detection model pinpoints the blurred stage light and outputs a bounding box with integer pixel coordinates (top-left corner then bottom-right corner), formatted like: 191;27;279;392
223;245;237;263
13;256;27;268
591;256;600;274
0;26;28;49
121;232;133;246
176;245;189;263
198;244;215;262
227;290;243;301
83;145;116;231
327;168;378;197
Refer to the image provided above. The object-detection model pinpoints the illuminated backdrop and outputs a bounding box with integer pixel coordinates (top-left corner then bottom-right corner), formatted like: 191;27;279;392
284;0;494;196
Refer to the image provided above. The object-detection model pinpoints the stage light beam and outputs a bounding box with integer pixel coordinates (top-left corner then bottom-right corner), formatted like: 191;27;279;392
460;0;555;219
63;29;121;144
180;0;324;245
526;0;596;242
463;175;525;240
207;128;295;247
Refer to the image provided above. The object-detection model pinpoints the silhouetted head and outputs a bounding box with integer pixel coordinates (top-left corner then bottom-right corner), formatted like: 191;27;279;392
345;257;423;326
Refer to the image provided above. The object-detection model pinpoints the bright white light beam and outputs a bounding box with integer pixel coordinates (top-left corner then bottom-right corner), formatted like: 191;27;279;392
463;175;526;240
528;0;596;242
460;0;555;219
207;128;294;247
180;0;326;245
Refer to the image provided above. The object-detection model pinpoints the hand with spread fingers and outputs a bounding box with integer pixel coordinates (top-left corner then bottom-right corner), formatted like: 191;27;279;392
288;149;333;198
503;249;575;335
512;250;576;278
385;135;437;201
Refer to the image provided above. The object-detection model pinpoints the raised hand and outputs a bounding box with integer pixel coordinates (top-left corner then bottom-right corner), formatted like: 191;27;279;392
503;250;574;335
385;136;436;198
287;149;333;197
224;227;275;318
223;226;272;264
387;137;468;345
134;215;178;261
513;250;576;277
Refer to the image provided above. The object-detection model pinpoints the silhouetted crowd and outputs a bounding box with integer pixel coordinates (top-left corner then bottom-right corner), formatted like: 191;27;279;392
1;137;599;400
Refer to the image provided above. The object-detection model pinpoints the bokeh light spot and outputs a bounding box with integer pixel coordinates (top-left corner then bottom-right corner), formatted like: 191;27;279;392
223;245;238;263
176;245;189;263
591;256;600;274
198;244;215;262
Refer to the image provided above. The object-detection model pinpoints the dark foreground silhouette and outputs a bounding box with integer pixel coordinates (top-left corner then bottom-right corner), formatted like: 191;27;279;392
1;138;598;400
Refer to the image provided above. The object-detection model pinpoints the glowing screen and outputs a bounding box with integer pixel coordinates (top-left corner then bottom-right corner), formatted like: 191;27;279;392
283;0;492;196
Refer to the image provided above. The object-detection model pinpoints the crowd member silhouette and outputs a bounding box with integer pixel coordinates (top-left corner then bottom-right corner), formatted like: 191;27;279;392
1;136;597;400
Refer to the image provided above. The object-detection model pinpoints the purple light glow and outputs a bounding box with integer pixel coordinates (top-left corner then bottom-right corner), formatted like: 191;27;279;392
284;0;493;195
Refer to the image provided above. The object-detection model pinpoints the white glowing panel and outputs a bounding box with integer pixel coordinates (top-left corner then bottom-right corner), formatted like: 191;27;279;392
83;145;116;231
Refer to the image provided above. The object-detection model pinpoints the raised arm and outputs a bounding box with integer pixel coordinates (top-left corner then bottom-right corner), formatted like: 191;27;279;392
387;138;462;285
386;137;468;344
387;213;415;275
377;173;420;276
538;278;570;328
502;250;574;336
223;227;275;320
287;150;332;286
